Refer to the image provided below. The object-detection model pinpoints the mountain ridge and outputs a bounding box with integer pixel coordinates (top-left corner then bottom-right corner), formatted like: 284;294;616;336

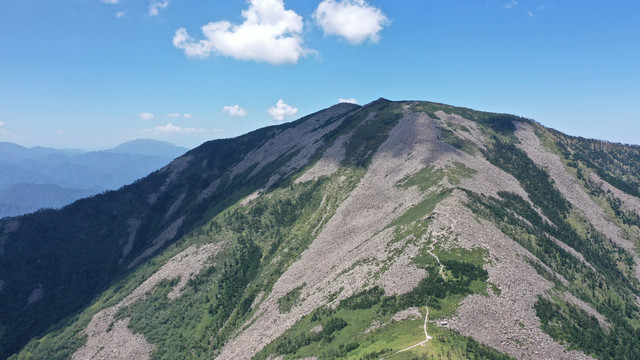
3;100;640;359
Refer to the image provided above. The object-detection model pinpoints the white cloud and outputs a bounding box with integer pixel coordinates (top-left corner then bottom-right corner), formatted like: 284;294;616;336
268;99;298;122
223;105;248;117
338;98;358;104
173;0;309;65
116;11;126;18
313;0;389;45
101;0;119;4
148;123;205;135
0;124;23;141
149;0;169;16
504;0;518;9
139;112;155;121
57;130;65;135
167;113;193;119
528;10;534;17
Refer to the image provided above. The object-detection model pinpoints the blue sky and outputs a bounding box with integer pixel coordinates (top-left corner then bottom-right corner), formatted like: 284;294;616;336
0;0;638;149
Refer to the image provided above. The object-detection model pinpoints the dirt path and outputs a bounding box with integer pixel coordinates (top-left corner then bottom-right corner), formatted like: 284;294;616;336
426;240;445;280
382;307;432;359
379;227;446;358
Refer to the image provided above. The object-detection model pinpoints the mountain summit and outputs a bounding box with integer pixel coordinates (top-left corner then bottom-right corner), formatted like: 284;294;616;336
106;139;189;158
2;100;640;359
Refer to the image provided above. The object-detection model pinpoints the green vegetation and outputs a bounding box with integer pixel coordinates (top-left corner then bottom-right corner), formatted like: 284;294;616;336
3;104;364;359
339;99;405;168
411;101;522;136
574;166;640;231
397;162;477;192
113;236;263;358
14;162;367;359
256;251;493;359
248;186;493;360
279;284;306;313
389;190;451;228
439;128;477;155
553;130;640;198
535;296;640;359
481;141;636;290
464;131;640;359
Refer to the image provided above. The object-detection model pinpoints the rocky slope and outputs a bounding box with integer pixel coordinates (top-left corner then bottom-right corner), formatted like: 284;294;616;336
3;99;640;360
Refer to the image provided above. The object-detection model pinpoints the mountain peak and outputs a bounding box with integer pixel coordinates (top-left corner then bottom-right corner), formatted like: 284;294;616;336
4;99;640;360
107;139;189;158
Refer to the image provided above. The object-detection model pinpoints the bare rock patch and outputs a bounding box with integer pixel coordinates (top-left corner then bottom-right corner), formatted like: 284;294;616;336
120;218;141;262
128;216;185;269
392;307;422;322
26;284;43;306
73;242;224;360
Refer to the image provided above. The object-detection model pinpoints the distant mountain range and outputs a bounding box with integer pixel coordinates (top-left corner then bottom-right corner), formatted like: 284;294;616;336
0;139;188;218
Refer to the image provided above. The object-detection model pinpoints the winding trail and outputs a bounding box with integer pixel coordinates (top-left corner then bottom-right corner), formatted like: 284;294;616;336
428;210;456;281
381;307;432;359
426;240;445;280
379;217;452;359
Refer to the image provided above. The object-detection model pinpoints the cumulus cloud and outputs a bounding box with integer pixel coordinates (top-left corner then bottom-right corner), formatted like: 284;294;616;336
116;11;126;18
173;0;309;65
268;99;298;122
167;113;181;118
313;0;389;45
0;121;5;126
139;112;155;121
183;114;193;119
148;123;205;135
149;0;169;16
504;0;518;9
101;0;119;4
338;98;358;104
223;105;248;117
57;130;65;135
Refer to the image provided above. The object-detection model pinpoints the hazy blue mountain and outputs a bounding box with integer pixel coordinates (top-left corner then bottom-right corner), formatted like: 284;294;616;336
0;164;51;190
0;139;188;218
106;139;188;158
3;100;640;360
0;183;103;218
0;142;81;163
